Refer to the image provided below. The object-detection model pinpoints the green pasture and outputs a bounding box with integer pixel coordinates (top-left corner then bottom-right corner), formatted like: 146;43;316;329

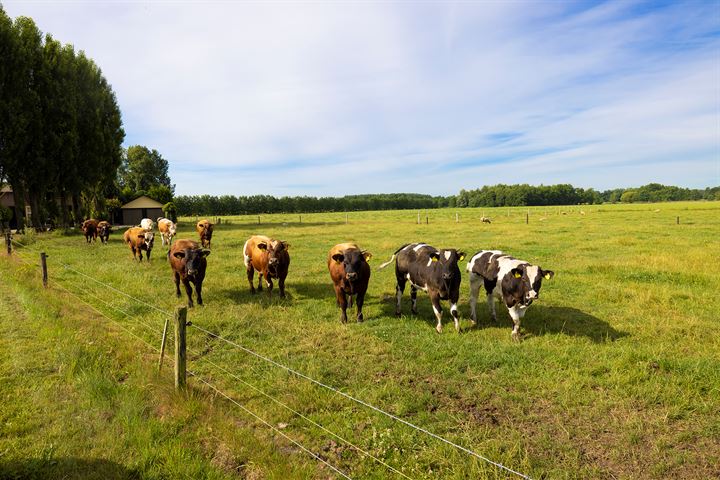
1;201;718;479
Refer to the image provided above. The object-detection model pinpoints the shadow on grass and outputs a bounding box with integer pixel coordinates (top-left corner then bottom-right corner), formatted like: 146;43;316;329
378;293;627;342
0;457;139;480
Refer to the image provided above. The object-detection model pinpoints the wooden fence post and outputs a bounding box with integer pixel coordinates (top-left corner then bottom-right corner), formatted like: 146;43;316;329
345;213;348;224
174;306;187;390
40;252;48;288
417;212;420;224
158;315;170;372
455;213;459;223
257;215;260;225
676;216;680;225
526;213;529;224
299;215;302;224
5;232;10;255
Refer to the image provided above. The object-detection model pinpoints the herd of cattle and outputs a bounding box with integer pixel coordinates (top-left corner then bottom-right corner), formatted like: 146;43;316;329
79;217;554;340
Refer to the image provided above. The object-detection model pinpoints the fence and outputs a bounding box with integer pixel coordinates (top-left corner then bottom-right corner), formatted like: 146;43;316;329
3;234;532;480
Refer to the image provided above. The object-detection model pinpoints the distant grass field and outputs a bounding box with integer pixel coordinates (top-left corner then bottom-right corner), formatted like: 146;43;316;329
1;201;718;479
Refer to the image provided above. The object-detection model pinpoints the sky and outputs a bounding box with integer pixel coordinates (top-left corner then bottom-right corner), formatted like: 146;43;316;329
3;0;719;196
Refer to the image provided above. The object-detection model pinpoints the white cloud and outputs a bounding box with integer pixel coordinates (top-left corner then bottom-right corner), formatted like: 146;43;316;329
3;0;718;195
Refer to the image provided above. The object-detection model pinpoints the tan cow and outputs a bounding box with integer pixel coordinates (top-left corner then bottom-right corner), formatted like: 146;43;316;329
123;226;154;262
157;217;177;247
196;220;214;248
243;235;290;297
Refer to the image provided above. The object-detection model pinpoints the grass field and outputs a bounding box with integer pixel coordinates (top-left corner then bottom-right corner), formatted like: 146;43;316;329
1;201;718;479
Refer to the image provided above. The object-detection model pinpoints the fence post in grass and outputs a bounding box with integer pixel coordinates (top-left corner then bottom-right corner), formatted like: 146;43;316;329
345;213;348;224
158;315;170;372
299;215;302;224
676;216;679;225
5;232;10;255
526;213;529;224
417;211;420;224
174;306;188;391
455;212;459;223
257;215;260;225
40;252;48;288
426;215;429;225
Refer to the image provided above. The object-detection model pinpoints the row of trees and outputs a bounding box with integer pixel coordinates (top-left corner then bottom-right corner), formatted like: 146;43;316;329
0;9;125;229
174;193;447;216
174;183;718;216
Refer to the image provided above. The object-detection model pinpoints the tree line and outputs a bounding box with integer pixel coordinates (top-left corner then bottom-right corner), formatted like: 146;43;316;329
174;183;718;216
0;9;125;229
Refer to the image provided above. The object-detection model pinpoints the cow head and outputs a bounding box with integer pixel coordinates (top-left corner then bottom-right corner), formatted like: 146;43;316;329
198;221;213;238
173;247;210;277
258;240;288;274
332;249;371;284
98;223;111;237
429;249;465;282
138;231;154;251
507;264;554;305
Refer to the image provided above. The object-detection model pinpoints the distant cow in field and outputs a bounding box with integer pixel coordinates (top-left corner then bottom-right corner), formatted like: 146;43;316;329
243;235;290;297
379;243;465;333
123;226;154;262
481;216;492;224
140;218;154;231
328;243;371;323
196;220;214;248
168;239;210;307
467;250;554;341
157;217;177;247
81;219;99;243
97;221;112;244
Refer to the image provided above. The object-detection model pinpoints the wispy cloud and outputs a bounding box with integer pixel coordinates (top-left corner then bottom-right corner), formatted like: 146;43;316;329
4;0;718;195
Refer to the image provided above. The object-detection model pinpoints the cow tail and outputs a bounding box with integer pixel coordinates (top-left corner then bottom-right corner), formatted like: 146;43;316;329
378;254;396;270
378;244;408;270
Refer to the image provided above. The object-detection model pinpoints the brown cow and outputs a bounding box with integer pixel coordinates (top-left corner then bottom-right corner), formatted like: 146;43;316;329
97;221;112;244
328;243;371;323
81;219;99;243
123;226;154;262
196;220;214;248
243;235;290;297
168;239;210;308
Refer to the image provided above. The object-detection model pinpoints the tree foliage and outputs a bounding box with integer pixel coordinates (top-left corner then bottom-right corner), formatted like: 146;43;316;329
0;9;124;228
119;145;174;195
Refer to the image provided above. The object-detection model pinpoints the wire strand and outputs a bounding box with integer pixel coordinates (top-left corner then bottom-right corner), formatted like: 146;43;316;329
189;371;354;480
189;350;413;479
189;322;531;479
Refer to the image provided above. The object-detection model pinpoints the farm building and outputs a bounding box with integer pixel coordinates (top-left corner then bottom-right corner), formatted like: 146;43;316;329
119;196;164;226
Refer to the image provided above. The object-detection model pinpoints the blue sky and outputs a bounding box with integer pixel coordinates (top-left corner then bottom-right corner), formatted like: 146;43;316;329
4;0;719;196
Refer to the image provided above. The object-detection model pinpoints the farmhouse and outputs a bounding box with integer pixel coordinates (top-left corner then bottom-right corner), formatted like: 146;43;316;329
120;196;164;226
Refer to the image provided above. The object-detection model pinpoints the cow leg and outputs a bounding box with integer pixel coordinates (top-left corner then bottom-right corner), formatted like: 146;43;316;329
508;305;525;341
469;273;482;325
355;291;365;323
278;275;286;298
183;278;194;308
247;266;256;294
335;285;348;323
265;276;274;297
450;290;460;333
174;272;181;298
257;273;263;292
348;295;353;308
395;274;406;316
430;292;443;333
131;246;137;260
195;279;203;305
410;285;418;314
488;294;497;323
146;249;151;262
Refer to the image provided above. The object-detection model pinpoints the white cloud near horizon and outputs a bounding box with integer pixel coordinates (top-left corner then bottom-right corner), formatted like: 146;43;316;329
4;0;719;196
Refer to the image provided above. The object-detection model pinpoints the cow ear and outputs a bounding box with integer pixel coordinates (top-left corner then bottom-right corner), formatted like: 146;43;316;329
173;251;185;259
257;242;267;250
457;251;466;261
511;268;522;279
137;234;145;240
431;252;439;262
201;248;211;257
542;270;554;280
332;253;344;263
362;250;372;261
282;241;289;250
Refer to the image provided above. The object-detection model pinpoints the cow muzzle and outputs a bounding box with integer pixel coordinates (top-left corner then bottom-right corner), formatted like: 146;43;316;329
187;268;197;277
345;272;358;281
442;273;453;281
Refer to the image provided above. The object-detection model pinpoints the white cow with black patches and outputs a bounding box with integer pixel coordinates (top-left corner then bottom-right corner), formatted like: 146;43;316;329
379;243;465;333
467;250;554;341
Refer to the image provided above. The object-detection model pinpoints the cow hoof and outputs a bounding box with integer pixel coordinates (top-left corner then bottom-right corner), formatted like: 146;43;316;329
470;319;477;327
357;314;364;323
188;303;194;308
395;311;402;317
436;324;442;334
176;293;181;298
411;309;418;315
511;332;521;342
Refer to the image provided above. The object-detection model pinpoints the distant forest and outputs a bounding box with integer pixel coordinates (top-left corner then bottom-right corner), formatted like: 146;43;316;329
175;183;720;216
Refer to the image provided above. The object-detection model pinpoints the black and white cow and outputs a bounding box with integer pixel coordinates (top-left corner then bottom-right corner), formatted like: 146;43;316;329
379;243;465;333
467;250;554;341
